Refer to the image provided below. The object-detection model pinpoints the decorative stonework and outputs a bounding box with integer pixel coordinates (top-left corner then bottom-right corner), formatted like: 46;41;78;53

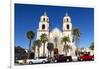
36;12;76;57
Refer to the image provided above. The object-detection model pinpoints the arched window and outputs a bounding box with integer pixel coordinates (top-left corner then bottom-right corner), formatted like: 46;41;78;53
42;24;45;29
66;24;70;30
47;18;49;22
43;18;45;21
67;18;69;22
64;18;69;22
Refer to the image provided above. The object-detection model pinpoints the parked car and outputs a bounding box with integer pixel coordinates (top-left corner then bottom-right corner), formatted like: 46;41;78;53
78;54;94;61
16;60;26;64
53;54;66;62
53;54;72;62
66;56;72;62
72;56;78;61
27;57;48;64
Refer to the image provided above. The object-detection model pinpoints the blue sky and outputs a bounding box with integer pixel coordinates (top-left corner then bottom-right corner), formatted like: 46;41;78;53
15;4;94;49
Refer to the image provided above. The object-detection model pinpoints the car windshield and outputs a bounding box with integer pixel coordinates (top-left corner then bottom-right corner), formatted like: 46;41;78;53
38;57;46;59
59;55;64;56
84;54;89;56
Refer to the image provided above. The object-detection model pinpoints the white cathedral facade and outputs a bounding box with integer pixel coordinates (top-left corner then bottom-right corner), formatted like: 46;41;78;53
35;12;76;58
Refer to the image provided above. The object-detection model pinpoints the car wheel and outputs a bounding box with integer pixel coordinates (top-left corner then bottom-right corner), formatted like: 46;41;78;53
42;60;46;64
80;58;83;61
29;61;33;64
92;58;94;61
50;60;53;63
54;60;57;63
78;58;81;61
66;59;70;62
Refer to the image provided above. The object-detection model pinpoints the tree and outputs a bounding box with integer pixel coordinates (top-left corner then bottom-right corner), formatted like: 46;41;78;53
90;42;94;50
32;40;37;58
40;34;48;57
37;40;41;58
26;31;35;59
47;43;54;57
33;40;41;58
61;36;71;56
72;28;81;56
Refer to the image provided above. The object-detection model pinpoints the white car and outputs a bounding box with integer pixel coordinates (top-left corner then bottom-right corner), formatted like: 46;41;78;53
27;57;48;64
16;60;26;64
72;56;78;61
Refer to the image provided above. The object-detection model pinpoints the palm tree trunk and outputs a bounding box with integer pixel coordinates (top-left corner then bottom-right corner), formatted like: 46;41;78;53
39;48;40;57
76;39;79;57
65;42;67;56
38;48;40;58
38;48;39;58
34;48;36;59
43;43;45;57
56;42;57;48
48;51;49;58
50;51;51;57
28;40;31;59
65;49;67;56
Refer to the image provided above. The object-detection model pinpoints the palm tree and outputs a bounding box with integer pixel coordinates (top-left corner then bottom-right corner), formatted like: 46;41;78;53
90;42;94;50
47;43;54;58
32;41;37;58
33;40;41;58
72;28;81;56
61;36;70;56
64;45;72;57
37;40;41;58
40;34;48;57
26;31;35;59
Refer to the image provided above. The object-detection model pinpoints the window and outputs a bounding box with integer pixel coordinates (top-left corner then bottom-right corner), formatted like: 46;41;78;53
42;24;45;29
43;18;45;21
67;18;69;22
38;57;46;59
47;18;49;22
64;18;69;22
66;24;70;30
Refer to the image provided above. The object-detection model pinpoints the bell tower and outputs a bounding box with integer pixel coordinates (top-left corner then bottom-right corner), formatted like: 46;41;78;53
63;13;72;36
37;12;49;39
36;12;50;57
63;13;72;31
62;13;73;42
62;13;75;56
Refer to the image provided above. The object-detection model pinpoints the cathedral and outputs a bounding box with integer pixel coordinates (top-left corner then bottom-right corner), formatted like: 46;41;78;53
35;12;76;58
